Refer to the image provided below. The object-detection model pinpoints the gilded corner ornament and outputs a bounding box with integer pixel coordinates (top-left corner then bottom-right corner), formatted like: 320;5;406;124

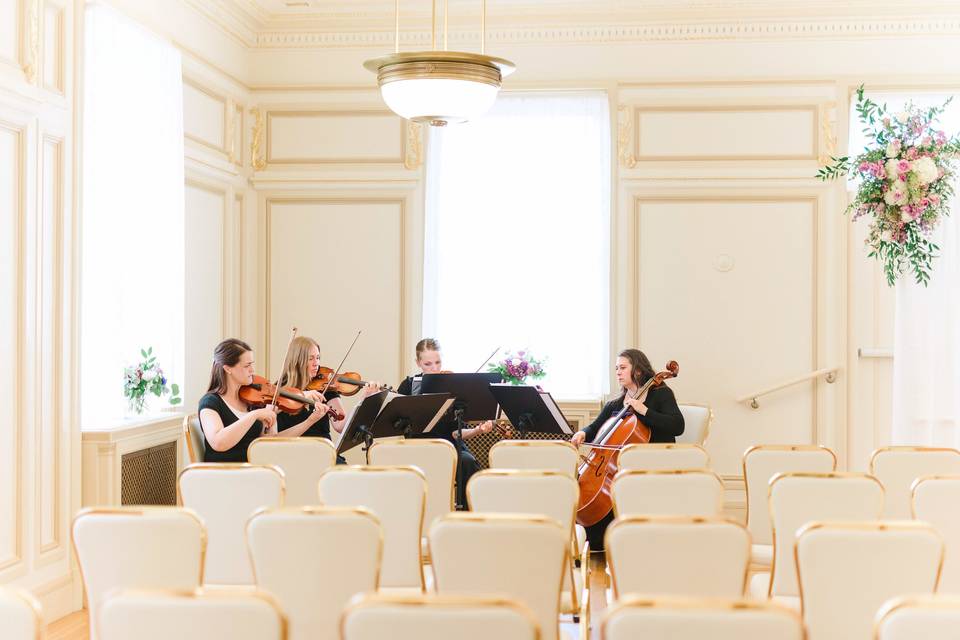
617;105;637;169
404;121;423;170
818;101;838;165
249;106;266;171
22;0;40;84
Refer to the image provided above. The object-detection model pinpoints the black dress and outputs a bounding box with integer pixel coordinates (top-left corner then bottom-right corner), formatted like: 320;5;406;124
581;384;685;550
276;389;347;464
197;392;264;463
397;375;481;508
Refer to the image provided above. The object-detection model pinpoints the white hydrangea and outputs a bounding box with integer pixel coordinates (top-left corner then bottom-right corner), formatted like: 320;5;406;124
885;139;901;158
884;180;908;206
885;159;900;180
912;156;939;184
900;209;913;222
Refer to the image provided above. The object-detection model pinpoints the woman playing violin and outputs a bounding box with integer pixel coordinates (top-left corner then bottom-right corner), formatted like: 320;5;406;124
571;348;685;549
397;338;495;507
198;338;280;463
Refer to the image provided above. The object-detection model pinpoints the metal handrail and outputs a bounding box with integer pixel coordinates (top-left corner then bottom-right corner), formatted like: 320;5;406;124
737;366;840;409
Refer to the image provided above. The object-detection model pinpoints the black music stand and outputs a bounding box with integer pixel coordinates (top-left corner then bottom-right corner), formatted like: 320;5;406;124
420;373;502;509
489;383;574;439
337;390;453;461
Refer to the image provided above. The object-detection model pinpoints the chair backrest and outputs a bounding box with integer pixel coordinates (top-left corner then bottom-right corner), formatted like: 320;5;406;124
870;447;960;518
742;445;837;545
796;521;943;640
602;596;804;640
675;403;714;445
246;507;381;640
0;586;43;640
488;440;579;478
606;516;750;599
177;464;285;585
318;465;426;589
430;513;567;640
612;469;723;518
72;507;206;640
619;443;710;472
247;438;336;507
341;593;540;640
768;472;884;597
183;414;205;464
876;595;960;640
912;475;960;592
369;439;456;534
98;588;287;640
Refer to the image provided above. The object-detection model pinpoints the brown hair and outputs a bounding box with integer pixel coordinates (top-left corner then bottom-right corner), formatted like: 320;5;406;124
207;338;253;394
618;348;655;397
415;338;441;361
280;336;320;389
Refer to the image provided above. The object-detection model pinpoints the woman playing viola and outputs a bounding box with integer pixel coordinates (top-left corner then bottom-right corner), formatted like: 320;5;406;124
198;338;280;463
571;348;685;549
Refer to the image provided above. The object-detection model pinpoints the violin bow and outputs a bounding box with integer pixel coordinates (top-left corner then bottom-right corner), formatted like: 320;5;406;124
269;326;298;410
474;346;501;373
320;330;362;396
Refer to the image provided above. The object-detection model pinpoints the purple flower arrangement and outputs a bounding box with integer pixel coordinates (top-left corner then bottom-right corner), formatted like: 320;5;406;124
818;85;960;286
123;346;181;414
488;350;547;386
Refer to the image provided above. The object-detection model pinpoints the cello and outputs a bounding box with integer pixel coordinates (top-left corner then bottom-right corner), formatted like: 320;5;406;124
576;360;679;526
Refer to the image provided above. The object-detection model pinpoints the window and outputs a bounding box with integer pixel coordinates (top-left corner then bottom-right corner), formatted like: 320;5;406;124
80;4;184;426
422;92;611;399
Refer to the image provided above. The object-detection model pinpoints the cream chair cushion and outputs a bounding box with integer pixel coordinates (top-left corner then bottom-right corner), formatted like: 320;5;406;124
742;445;836;570
619;443;710;472
430;513;567;640
467;470;582;613
341;593;539;640
675;404;713;445
318;465;426;589
72;507;205;640
177;464;285;585
0;587;43;640
98;589;286;640
876;595;960;640
760;472;884;600
912;475;960;592
369;439;456;535
606;516;750;599
247;507;381;640
871;447;960;518
602;596;803;640
247;437;336;507
488;440;579;478
183;414;205;464
611;470;723;518
796;522;942;640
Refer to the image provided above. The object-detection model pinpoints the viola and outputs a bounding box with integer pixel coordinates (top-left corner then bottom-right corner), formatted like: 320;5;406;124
309;366;393;397
575;361;679;527
240;374;344;420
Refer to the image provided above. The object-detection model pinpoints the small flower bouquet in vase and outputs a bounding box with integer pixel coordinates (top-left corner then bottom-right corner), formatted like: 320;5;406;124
817;85;960;286
123;346;182;415
488;350;547;386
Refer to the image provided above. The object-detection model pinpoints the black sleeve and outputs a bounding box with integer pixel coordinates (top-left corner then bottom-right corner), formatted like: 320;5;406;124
397;377;413;396
198;393;219;413
582;400;619;443
639;385;685;438
277;407;310;432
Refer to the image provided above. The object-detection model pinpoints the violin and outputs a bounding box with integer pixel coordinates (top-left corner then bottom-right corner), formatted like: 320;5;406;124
575;360;679;527
309;366;393;397
239;375;345;421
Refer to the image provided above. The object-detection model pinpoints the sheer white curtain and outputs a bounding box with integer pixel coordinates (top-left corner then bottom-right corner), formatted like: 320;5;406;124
81;3;185;426
850;92;960;445
423;92;610;399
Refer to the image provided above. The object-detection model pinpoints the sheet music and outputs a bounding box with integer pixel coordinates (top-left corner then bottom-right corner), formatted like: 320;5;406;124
423;398;455;434
540;390;574;435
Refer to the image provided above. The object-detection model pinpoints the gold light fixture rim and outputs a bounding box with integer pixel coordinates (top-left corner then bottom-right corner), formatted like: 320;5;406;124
363;50;516;77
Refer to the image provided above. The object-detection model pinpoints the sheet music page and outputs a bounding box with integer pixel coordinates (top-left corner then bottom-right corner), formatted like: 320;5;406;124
540;391;574;435
423;398;455;434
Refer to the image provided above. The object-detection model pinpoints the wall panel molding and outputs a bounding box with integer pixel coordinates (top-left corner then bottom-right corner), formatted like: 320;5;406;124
265;109;405;166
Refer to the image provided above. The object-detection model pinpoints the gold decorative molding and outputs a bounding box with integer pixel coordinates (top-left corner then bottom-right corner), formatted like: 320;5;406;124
22;0;40;84
249;107;266;171
404;121;423;170
818;101;838;164
617;105;637;169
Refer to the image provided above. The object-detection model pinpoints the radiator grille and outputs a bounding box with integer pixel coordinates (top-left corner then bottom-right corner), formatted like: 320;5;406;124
121;441;178;505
